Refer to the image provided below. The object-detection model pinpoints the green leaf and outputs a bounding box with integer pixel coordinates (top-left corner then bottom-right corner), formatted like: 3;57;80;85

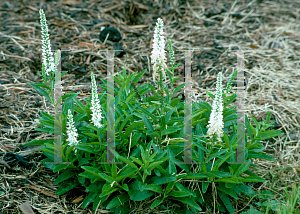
56;180;79;195
164;181;176;196
219;191;235;213
77;153;90;166
82;192;98;209
79;172;97;180
223;133;230;149
119;114;132;134
99;185;119;198
81;166;104;180
173;197;202;212
111;163;118;179
161;126;181;135
216;185;239;200
32;82;51;91
75;145;95;153
130;157;143;167
169;97;182;107
139;144;147;166
65;145;75;162
152;175;177;185
122;183;129;192
148;131;160;139
253;130;284;141
129;189;154;201
164;108;175;124
150;197;164;209
115;154;138;170
247;153;276;161
250;114;260;134
28;83;53;105
115;114;125;129
137;105;158;124
142;114;154;133
40;111;54;121
264;110;272;125
234;184;256;197
240;176;266;183
202;181;209;193
144;184;162;193
53;163;69;173
124;122;144;137
180;173;212;179
234;163;251;176
86;181;104;192
132;69;147;84
34;127;54;134
82;133;98;139
73;98;85;112
53;169;77;185
171;77;181;84
92;194;107;211
168;191;194;198
171;83;185;98
212;151;235;171
24;139;52;146
214;177;242;183
106;193;130;209
224;94;237;107
73;114;87;124
167;148;177;175
147;160;168;172
245;115;254;141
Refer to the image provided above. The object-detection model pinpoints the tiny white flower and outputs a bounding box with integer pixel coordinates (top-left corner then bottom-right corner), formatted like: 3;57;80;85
110;181;116;187
151;18;168;82
66;109;80;146
207;72;224;142
90;72;104;128
39;9;55;76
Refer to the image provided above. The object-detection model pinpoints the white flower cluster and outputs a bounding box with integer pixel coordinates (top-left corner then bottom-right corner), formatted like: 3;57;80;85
206;72;224;142
151;18;168;82
90;72;104;128
39;9;55;76
66;109;79;146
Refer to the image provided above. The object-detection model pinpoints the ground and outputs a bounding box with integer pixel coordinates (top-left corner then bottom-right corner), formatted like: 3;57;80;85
0;0;300;213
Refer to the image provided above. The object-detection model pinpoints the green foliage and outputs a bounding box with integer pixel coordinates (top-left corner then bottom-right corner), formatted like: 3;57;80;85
26;12;286;214
30;67;284;213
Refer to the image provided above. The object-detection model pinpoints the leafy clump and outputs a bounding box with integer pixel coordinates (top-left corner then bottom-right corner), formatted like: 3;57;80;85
25;12;284;213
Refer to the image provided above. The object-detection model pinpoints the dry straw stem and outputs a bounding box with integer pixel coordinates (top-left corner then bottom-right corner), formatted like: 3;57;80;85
0;0;300;213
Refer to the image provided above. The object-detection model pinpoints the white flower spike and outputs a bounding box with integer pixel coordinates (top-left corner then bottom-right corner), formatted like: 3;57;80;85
151;18;168;82
207;72;224;142
66;109;80;146
90;72;104;128
39;9;55;76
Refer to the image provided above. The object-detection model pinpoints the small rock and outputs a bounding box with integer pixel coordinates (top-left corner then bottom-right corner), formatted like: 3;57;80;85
99;27;122;43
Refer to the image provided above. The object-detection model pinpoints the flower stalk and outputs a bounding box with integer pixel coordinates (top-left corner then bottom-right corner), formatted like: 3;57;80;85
66;109;80;146
90;72;104;129
39;9;56;106
207;72;224;142
151;18;168;84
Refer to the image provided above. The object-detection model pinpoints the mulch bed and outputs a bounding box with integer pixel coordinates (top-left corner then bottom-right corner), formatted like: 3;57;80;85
0;0;300;213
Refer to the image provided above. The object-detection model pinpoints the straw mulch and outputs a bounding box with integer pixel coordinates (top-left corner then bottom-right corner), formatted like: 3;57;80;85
0;0;299;213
